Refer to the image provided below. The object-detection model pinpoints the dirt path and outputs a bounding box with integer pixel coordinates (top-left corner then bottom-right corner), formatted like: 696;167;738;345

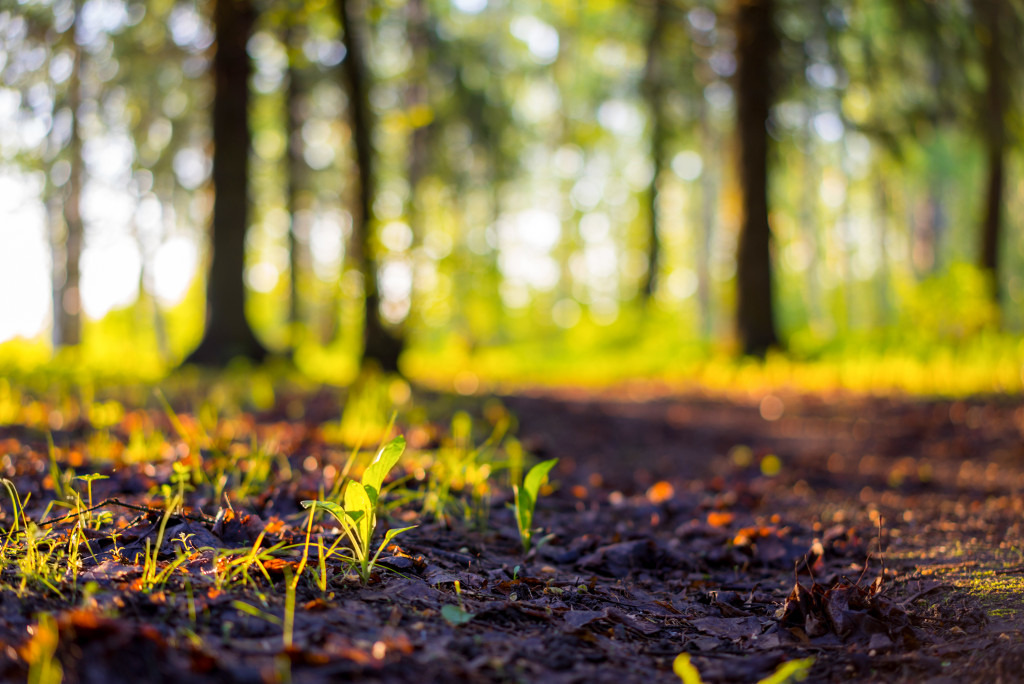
505;390;1024;682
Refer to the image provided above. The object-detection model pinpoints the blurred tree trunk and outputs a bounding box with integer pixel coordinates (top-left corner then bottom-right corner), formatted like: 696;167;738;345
53;1;83;348
798;121;823;332
186;0;268;366
977;0;1007;309
734;0;779;356
697;108;716;340
285;23;309;350
338;0;403;373
873;178;892;330
402;0;431;328
640;0;669;302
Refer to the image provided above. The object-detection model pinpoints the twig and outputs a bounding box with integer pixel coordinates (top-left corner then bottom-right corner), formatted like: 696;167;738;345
38;498;215;528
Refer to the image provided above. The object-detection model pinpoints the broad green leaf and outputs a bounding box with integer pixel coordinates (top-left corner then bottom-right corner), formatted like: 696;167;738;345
673;653;705;684
381;525;417;547
301;500;347;526
756;658;814;684
523;458;558;502
344;483;373;542
441;604;476;626
363;436;406;496
513;484;533;534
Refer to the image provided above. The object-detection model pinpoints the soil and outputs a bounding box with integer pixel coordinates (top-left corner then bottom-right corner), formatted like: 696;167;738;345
1;384;1023;683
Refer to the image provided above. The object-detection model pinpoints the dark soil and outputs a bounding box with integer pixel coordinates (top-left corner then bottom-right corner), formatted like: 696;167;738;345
2;385;1023;683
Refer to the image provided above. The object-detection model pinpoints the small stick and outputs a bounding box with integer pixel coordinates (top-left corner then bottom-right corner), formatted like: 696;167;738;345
38;498;215;528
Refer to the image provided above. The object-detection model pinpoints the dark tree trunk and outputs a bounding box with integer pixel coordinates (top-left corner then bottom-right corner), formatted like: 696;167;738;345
186;0;267;366
397;0;431;334
405;0;431;238
697;102;716;339
285;23;308;349
734;0;779;356
338;0;403;373
873;178;892;330
640;0;669;302
978;0;1007;308
54;3;83;348
799;119;822;331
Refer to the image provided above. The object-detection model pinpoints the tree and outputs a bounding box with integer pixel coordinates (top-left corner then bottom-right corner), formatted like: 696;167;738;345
52;0;84;348
186;0;268;365
639;0;671;302
974;0;1021;309
337;0;403;373
283;13;309;350
734;0;780;356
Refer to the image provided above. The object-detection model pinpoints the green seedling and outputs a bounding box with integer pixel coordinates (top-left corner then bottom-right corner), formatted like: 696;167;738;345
210;539;288;592
674;654;814;684
441;579;476;625
2;480;64;597
138;492;189;592
2;478;26;543
45;433;68;503
73;474;107;510
441;604;475;626
302;436;416;583
513;458;558;553
298;503;349;595
17;524;64;598
419;412;507;530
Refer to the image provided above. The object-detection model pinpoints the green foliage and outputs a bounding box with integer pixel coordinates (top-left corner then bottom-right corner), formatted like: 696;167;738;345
417;411;509;530
302;436;416;582
139;493;189;592
324;370;409;447
513;458;558;554
896;263;999;342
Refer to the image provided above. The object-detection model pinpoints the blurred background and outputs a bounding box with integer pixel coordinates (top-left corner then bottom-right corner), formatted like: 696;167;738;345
0;0;1022;392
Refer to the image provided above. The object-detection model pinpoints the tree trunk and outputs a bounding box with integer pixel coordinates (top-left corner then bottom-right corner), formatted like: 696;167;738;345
338;0;403;373
640;0;669;302
734;0;780;356
186;0;267;366
697;102;716;339
978;0;1007;309
402;0;431;327
799;119;822;331
873;177;892;330
54;2;83;348
285;23;308;350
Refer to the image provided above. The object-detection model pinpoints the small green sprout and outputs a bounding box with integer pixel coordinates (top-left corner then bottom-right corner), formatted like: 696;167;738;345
441;604;475;626
73;474;107;510
513;458;558;553
302;435;416;583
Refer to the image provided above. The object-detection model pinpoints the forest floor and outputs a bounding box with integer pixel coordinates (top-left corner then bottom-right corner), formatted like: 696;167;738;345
0;380;1022;683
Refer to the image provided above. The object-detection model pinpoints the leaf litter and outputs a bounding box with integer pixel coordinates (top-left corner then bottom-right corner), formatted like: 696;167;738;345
0;383;1021;682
